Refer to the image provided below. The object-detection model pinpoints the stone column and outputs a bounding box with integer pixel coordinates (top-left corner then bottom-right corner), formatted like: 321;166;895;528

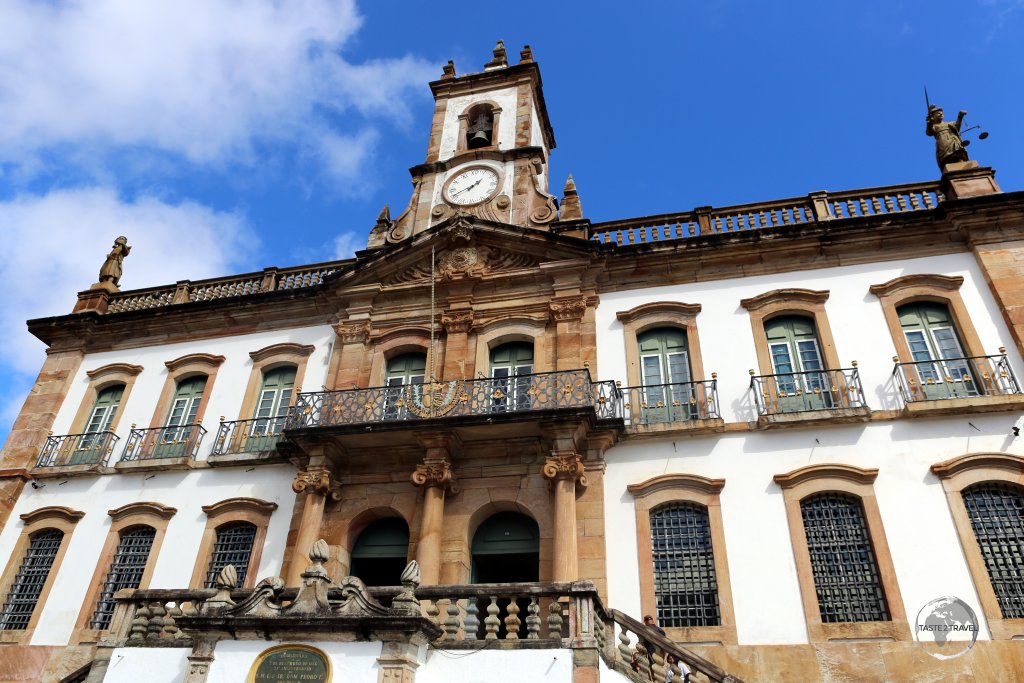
542;451;586;582
411;432;459;585
288;467;338;586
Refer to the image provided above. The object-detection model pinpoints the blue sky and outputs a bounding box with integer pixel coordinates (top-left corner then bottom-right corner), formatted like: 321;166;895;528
1;0;1022;445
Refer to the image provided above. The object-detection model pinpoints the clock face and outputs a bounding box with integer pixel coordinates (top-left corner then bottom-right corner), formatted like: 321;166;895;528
445;167;499;206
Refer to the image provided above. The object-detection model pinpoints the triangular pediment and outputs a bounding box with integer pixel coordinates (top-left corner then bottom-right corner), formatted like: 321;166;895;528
332;215;598;289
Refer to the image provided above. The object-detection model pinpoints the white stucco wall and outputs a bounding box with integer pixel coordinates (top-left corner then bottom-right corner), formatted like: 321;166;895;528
417;646;571;683
99;647;188;683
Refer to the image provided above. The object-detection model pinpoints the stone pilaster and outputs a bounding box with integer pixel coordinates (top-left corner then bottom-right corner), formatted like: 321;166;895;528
184;636;217;683
549;296;588;371
329;319;373;389
377;640;423;683
440;310;474;379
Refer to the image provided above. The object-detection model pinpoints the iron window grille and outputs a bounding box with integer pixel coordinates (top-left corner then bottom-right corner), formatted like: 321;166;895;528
650;502;721;627
962;482;1024;619
90;526;156;630
800;493;890;623
0;529;64;630
205;522;257;588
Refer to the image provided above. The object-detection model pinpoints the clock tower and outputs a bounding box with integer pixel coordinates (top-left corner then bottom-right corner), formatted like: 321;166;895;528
368;41;560;248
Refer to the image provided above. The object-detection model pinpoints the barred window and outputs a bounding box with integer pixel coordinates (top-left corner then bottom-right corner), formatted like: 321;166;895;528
650;502;720;627
962;482;1024;619
90;525;156;630
205;521;257;588
0;529;64;630
800;493;890;623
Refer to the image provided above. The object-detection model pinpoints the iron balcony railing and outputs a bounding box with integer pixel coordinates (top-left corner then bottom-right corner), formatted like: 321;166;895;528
119;424;207;462
750;367;867;416
892;352;1022;403
620;378;720;427
212;417;287;456
288;369;622;429
36;431;120;468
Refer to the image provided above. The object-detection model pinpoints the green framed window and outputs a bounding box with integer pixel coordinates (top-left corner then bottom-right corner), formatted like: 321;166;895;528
898;302;976;398
765;315;831;412
489;342;534;411
638;328;695;422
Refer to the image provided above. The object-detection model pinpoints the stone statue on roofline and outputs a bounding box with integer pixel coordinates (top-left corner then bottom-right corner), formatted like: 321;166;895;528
97;235;131;289
926;105;969;170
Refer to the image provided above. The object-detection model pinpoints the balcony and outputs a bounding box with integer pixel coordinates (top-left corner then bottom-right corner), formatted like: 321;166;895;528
284;369;623;453
893;351;1024;416
32;431;120;477
116;423;206;471
749;367;870;428
620;378;724;436
209;417;289;467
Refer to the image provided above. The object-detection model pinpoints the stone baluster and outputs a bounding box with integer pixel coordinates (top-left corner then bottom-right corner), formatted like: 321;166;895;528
484;597;501;640
443;599;461;641
129;602;150;641
504;599;521;640
146;601;166;640
526;597;541;639
548;600;564;639
463;600;479;641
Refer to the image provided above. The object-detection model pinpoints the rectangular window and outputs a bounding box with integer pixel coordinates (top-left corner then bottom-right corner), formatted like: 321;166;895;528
0;530;63;630
205;523;257;588
90;527;156;630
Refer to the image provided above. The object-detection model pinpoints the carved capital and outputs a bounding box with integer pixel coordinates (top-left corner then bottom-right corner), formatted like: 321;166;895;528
411;457;455;490
543;452;586;485
441;310;474;334
335;320;371;345
549;296;588;322
292;468;341;500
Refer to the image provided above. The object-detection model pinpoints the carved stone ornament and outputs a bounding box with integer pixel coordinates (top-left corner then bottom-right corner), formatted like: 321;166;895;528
441;310;473;334
549;297;588;322
528;157;558;224
335;320;372;345
391;561;422;616
411;457;455;490
439;247;483;279
386;246;539;285
292;469;342;501
447;215;474;243
543;452;587;485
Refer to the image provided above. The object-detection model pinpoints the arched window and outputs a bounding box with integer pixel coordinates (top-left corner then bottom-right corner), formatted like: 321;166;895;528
246;366;296;450
205;521;257;588
638;328;695;422
765;315;831;412
350;518;410;586
962;483;1024;619
650;502;720;627
800;493;890;623
156;375;207;457
0;529;64;630
76;383;125;460
898;302;976;398
465;104;495;149
90;525;156;629
490;342;534;411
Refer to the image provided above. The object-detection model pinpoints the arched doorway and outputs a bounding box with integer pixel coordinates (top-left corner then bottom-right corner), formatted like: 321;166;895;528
471;511;539;583
350;518;410;586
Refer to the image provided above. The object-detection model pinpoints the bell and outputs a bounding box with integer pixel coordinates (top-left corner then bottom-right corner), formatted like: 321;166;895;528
468;129;491;149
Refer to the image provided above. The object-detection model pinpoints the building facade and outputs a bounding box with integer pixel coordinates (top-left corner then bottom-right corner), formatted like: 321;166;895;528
1;43;1023;682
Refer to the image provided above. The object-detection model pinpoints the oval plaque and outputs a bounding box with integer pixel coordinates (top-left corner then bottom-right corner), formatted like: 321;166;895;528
249;645;331;683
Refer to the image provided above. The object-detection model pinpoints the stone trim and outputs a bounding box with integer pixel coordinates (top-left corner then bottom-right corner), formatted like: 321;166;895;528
69;363;145;436
868;273;985;363
188;497;276;590
0;505;84;644
740;288;842;379
772;463;909;643
473;318;549;377
627;473;737;645
234;343;316;422
147;353;225;431
164;353;226;372
930;452;1024;639
248;343;315;363
73;501;178;642
85;363;144;380
615;301;707;389
369;330;435;387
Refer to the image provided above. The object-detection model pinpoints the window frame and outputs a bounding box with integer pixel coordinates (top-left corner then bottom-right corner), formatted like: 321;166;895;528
147;353;225;432
67;363;143;436
234;343;315;423
627;474;737;645
930;452;1024;639
773;464;909;642
189;497;277;589
740;289;841;377
616;302;706;389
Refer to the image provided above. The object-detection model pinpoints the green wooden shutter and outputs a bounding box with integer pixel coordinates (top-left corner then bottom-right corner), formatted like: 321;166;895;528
764;316;830;412
637;328;693;422
898;302;975;398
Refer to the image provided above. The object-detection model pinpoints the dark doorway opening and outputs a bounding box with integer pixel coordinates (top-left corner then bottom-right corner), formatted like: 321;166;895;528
471;512;540;638
350;517;410;589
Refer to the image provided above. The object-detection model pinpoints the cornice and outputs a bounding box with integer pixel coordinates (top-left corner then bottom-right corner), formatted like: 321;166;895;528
165;353;226;371
930;452;1024;480
201;497;279;517
20;505;85;525
616;301;702;324
773;463;878;489
108;501;178;522
627;473;725;498
249;343;316;363
86;363;144;380
868;274;964;299
740;288;830;312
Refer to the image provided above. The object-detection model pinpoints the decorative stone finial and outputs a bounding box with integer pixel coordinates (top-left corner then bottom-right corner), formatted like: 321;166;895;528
376;204;391;224
290;538;333;615
201;564;237;612
391;560;422;616
95;235;131;291
484;40;508;70
560;174;583;220
216;564;238;590
926;104;971;170
309;538;329;564
519;45;534;63
442;60;456;79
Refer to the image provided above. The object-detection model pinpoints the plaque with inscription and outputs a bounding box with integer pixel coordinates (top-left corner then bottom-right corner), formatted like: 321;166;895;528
249;645;331;683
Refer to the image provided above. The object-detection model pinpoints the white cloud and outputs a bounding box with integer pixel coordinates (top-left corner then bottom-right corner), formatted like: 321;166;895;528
332;231;364;260
0;188;255;431
0;0;436;178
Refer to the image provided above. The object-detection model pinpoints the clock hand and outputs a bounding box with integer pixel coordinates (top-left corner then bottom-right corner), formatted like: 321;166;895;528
452;178;483;196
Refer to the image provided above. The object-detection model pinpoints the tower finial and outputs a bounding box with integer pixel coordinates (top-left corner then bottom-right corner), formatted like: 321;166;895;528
441;60;456;79
484;40;508;70
519;45;534;64
560;174;583;221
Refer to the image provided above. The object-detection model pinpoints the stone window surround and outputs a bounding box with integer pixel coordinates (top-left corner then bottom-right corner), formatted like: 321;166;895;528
0;505;84;644
146;353;226;431
773;464;909;643
72;501;176;643
188;497;278;589
338;507;415;578
232;343;316;422
67;363;144;436
740;289;842;376
930;452;1024;640
616;302;707;387
626;473;737;645
456;100;503;152
473;318;550;378
868;274;985;364
368;329;436;386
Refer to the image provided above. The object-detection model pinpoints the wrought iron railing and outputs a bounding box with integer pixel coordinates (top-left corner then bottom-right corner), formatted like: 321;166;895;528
119;424;207;462
620;378;719;427
287;369;622;429
212;417;287;456
35;431;120;468
892;352;1022;403
750;367;866;416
